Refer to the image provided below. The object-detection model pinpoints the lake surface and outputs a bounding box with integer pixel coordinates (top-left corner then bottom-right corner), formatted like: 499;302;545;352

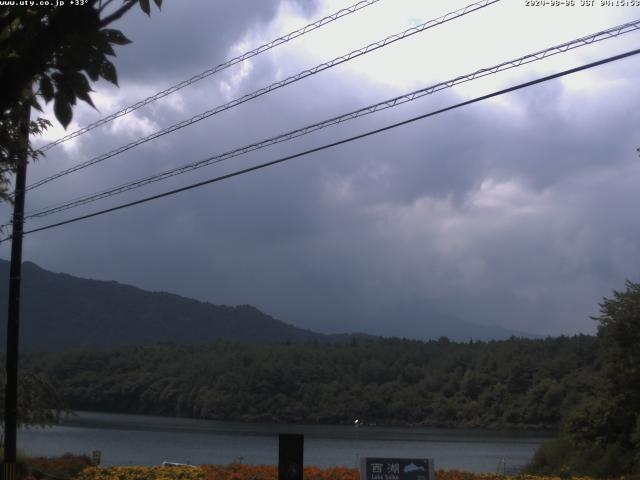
18;411;552;473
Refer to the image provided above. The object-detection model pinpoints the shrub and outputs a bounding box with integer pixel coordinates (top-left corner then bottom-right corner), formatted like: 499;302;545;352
28;453;93;479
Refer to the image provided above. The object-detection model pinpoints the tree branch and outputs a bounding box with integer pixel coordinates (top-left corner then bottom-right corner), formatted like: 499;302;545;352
99;0;118;13
99;0;138;27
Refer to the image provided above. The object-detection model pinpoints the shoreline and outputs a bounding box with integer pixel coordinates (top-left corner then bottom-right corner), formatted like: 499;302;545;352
59;410;558;437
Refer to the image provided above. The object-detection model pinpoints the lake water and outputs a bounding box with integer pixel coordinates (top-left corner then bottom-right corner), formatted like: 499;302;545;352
18;411;552;473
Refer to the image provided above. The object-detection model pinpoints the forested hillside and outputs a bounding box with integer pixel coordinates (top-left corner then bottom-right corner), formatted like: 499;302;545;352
0;260;534;349
0;260;350;350
22;335;598;429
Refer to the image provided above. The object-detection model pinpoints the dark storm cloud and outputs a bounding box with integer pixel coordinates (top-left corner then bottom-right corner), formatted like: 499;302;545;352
25;78;640;336
4;1;640;339
109;0;320;84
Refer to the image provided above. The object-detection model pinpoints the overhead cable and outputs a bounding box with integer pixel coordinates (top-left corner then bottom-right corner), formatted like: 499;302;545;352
38;0;384;152
3;47;637;243
21;19;640;220
26;0;500;192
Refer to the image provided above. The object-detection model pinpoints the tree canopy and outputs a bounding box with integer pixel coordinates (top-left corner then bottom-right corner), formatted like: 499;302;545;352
0;370;65;430
21;335;599;430
0;0;161;201
1;0;162;430
528;281;640;476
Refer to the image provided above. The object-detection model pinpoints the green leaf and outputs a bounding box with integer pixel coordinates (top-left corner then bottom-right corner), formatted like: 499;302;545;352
100;59;118;86
71;73;95;109
70;71;90;94
76;89;95;109
153;0;162;8
39;76;54;102
102;42;116;57
139;0;150;15
103;29;132;46
50;72;64;84
93;32;116;57
85;53;101;82
31;96;43;113
53;94;73;129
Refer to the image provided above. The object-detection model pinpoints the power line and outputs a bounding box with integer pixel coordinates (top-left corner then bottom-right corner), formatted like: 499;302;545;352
25;0;499;193
38;0;384;153
21;18;640;221
3;47;637;243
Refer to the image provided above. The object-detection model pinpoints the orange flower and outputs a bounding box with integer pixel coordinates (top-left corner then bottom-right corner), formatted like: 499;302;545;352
73;463;605;480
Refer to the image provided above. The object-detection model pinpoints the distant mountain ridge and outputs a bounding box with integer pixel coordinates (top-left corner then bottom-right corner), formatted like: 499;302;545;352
0;259;534;351
0;260;370;351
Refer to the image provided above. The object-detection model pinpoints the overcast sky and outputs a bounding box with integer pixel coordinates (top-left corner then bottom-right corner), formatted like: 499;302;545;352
2;0;639;338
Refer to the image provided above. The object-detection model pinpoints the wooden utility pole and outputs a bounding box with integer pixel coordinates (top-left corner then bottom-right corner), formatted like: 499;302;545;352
2;104;30;480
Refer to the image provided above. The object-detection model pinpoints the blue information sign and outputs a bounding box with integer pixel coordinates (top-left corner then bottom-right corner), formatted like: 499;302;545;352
359;458;434;480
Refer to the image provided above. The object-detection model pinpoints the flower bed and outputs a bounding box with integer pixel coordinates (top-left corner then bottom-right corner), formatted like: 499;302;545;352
76;466;204;480
28;453;93;480
76;464;599;480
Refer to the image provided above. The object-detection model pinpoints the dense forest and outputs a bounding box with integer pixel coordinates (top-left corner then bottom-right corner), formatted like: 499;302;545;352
527;281;640;476
21;335;599;429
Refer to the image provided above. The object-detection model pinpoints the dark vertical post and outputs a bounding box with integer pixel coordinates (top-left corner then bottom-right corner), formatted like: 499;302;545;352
278;434;304;480
3;105;30;479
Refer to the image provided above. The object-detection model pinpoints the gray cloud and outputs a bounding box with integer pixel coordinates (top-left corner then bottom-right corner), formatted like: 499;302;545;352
109;0;319;84
3;1;639;340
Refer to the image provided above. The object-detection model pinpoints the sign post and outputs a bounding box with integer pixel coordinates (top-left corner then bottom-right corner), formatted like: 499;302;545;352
278;434;304;480
359;458;435;480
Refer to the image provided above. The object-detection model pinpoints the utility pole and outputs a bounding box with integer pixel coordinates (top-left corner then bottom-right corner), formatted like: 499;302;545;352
2;103;30;480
